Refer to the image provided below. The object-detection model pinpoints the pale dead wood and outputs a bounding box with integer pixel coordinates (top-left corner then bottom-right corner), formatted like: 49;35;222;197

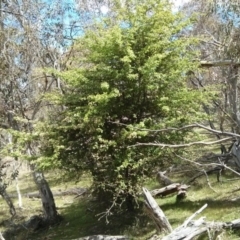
162;217;210;240
72;235;129;240
143;187;172;233
131;137;233;148
161;204;225;240
150;183;190;198
0;231;5;240
183;204;208;228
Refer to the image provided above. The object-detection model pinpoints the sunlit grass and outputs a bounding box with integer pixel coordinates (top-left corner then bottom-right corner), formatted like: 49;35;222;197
1;164;240;239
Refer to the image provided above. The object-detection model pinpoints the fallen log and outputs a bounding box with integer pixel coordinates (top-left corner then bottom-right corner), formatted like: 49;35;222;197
151;183;190;198
162;204;210;240
144;187;240;239
71;235;129;240
143;187;172;233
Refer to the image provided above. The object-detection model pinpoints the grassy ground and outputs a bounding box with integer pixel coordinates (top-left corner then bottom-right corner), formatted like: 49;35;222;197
1;166;240;239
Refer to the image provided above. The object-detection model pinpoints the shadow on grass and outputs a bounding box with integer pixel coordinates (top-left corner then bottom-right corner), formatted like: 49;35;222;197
27;197;154;240
161;198;240;212
7;194;240;240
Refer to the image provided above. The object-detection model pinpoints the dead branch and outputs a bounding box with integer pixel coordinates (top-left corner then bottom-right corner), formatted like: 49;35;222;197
150;183;190;198
156;203;226;239
0;232;5;240
109;121;240;139
176;154;240;180
72;236;129;240
143;187;172;233
192;123;240;138
131;137;233;149
183;204;208;228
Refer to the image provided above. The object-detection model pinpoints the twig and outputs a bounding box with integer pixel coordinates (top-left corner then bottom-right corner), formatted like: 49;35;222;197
95;199;117;224
203;170;217;193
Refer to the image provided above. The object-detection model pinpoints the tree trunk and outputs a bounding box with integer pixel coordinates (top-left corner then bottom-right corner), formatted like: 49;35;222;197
229;65;240;132
0;182;16;217
27;144;59;223
8;134;23;208
230;141;240;169
30;164;59;223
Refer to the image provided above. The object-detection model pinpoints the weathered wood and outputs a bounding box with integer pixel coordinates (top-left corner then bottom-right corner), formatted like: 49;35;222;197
230;141;240;170
31;165;59;223
176;189;187;202
143;187;172;233
183;204;208;227
225;218;240;229
156;171;173;186
149;200;240;240
161;204;216;240
0;231;5;240
162;217;210;240
72;236;129;240
151;183;190;197
200;60;240;67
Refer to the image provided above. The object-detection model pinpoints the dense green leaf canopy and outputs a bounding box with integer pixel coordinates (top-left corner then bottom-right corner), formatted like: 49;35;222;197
42;0;209;211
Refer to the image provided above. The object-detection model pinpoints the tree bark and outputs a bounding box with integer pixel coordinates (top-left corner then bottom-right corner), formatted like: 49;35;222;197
0;182;16;217
150;183;190;198
30;164;59;223
230;141;240;170
143;187;172;233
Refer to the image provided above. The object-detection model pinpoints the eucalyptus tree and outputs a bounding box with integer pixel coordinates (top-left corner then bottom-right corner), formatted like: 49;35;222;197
183;0;240;132
0;0;83;223
158;0;240;175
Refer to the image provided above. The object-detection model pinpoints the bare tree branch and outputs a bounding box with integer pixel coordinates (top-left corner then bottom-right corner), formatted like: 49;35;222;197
130;137;233;149
110;121;240;138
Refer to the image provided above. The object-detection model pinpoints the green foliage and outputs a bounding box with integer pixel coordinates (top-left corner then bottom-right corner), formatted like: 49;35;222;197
41;0;210;212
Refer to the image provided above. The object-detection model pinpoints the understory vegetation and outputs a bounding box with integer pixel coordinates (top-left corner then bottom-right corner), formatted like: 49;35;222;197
2;165;240;240
1;0;240;239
